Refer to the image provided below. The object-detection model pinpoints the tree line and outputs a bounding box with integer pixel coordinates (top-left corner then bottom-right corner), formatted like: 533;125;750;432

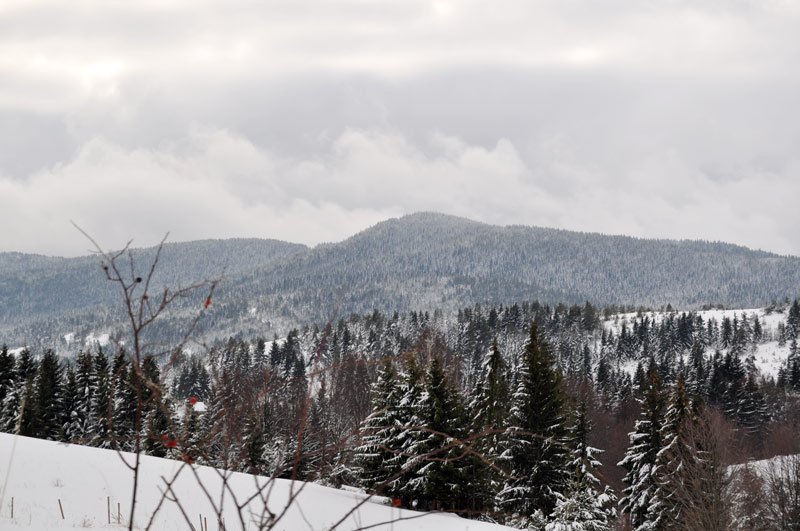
2;298;800;529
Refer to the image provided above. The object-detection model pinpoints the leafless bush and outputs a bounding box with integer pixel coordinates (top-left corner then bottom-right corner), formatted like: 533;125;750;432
677;408;735;531
731;463;770;531
764;454;800;530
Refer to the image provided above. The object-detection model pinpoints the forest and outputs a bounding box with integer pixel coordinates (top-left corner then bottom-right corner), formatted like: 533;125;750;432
2;297;800;529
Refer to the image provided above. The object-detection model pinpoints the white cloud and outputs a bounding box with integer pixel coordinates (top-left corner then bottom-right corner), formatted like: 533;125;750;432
2;127;798;256
1;1;799;256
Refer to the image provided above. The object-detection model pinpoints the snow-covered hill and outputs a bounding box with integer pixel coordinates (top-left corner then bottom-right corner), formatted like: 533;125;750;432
602;307;792;379
0;433;511;531
4;212;800;351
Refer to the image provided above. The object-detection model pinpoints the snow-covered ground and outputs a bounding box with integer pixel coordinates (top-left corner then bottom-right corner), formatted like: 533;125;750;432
0;433;511;531
602;308;791;379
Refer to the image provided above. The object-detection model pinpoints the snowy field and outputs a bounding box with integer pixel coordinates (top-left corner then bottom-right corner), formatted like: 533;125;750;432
0;433;511;531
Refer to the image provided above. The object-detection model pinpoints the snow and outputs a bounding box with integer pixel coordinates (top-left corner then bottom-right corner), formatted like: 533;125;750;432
84;333;111;348
602;307;791;379
0;433;512;530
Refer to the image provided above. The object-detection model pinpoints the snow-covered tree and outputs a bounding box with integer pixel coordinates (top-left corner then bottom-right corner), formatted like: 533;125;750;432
619;360;666;531
403;356;467;511
355;360;402;492
546;402;616;530
499;323;570;522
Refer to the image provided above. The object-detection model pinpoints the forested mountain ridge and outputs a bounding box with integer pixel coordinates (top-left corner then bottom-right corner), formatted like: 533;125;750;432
2;212;799;350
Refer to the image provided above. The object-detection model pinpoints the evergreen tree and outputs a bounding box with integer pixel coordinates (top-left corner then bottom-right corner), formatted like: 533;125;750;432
11;348;40;438
391;358;426;505
298;379;332;481
68;350;94;443
0;345;14;407
241;412;267;474
619;360;666;531
653;374;695;529
404;356;467;511
466;338;511;512
355;360;402;492
62;364;81;442
499;323;570;521
141;356;172;458
546;402;616;531
787;299;800;343
90;350;112;447
112;353;138;451
199;383;226;467
34;349;63;440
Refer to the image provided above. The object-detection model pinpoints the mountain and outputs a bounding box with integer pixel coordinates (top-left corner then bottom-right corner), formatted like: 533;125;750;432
2;212;799;350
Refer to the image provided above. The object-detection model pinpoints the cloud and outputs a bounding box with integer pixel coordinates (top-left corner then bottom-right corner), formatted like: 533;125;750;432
1;1;799;256
2;127;798;257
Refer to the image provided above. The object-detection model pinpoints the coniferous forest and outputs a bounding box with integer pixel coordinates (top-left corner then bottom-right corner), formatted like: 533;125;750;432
3;298;800;529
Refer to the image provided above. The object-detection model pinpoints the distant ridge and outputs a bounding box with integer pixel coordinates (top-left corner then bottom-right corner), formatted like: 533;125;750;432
2;212;799;350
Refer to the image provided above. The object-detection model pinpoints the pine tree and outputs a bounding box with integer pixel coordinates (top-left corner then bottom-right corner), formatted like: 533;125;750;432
0;376;22;434
298;379;332;481
0;345;14;407
546;402;616;531
68;350;95;443
619;360;666;531
34;349;63;440
199;383;226;467
787;299;800;343
180;400;202;464
356;360;401;492
112;354;138;451
90;350;112;447
0;347;22;433
465;338;511;513
241;412;267;474
653;374;695;529
391;358;426;505
404;356;467;512
141;356;172;458
62;363;81;442
499;323;570;521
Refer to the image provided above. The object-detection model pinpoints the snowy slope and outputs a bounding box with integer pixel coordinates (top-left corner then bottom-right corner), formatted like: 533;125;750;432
602;308;791;379
0;433;511;531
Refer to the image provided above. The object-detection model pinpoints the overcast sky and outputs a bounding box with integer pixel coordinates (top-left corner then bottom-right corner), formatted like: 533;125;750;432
2;0;799;257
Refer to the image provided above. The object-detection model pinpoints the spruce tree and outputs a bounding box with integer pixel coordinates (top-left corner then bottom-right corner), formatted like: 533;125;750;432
391;358;426;505
356;360;401;492
404;356;467;511
62;364;81;442
619;360;667;531
34;349;63;440
499;323;570;522
199;383;226;467
112;355;138;451
546;401;617;530
69;350;95;443
90;350;112;447
466;338;510;513
298;379;332;480
0;345;14;407
241;412;267;474
652;374;694;529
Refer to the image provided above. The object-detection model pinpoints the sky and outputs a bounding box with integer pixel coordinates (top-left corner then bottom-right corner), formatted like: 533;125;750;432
2;0;800;257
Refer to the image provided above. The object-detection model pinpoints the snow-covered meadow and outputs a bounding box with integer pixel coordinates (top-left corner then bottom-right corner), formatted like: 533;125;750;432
602;307;792;379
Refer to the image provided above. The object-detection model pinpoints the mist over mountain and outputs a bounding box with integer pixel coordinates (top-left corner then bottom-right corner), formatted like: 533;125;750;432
2;212;798;350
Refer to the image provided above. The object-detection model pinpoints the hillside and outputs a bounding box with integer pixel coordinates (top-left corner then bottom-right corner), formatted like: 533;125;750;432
2;212;799;351
0;433;512;530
